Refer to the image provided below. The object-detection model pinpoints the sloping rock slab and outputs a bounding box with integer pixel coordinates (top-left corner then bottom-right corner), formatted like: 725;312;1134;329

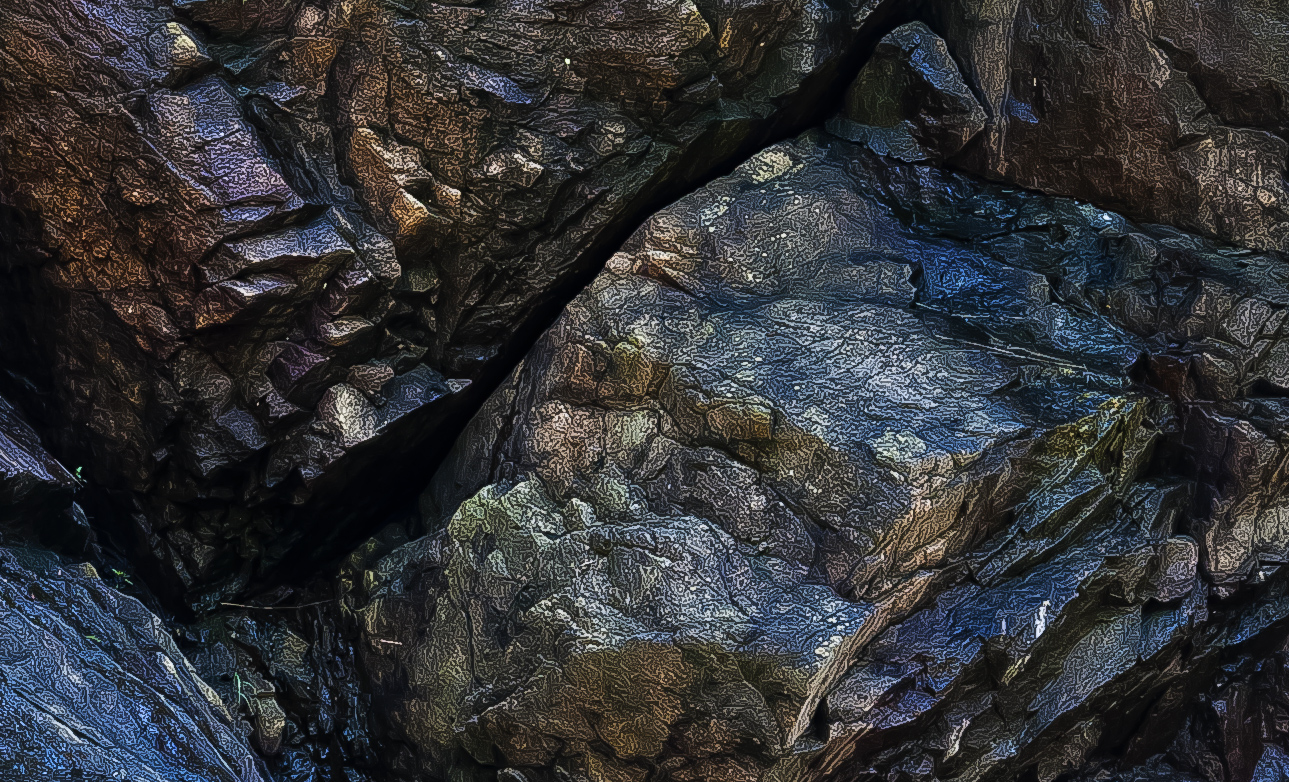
0;547;265;782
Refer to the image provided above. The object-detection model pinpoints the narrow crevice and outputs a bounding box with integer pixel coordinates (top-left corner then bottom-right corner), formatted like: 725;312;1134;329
248;0;930;597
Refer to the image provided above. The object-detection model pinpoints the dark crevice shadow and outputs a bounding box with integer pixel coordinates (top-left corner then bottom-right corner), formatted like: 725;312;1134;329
253;0;930;597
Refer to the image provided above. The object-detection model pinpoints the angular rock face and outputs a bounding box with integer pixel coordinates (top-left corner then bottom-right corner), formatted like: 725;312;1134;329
351;127;1289;780
0;547;266;782
357;478;903;781
828;22;986;163
1149;0;1289;140
931;0;1289;252
0;0;910;603
428;134;1168;601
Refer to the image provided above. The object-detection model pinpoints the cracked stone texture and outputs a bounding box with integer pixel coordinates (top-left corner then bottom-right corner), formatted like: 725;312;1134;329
930;0;1289;253
826;22;987;163
351;123;1289;780
181;598;380;782
4;1;1289;780
0;546;266;782
0;0;910;605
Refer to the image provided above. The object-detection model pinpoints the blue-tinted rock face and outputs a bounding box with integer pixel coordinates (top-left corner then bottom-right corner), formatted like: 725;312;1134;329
0;547;265;782
351;123;1289;780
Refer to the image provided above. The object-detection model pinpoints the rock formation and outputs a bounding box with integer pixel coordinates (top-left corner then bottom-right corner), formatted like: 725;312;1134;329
0;546;269;782
931;0;1289;251
3;2;1289;782
0;0;914;605
351;117;1289;779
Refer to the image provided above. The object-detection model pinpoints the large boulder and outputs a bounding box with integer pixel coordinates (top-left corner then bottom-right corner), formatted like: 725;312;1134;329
7;1;1289;780
348;126;1289;780
0;547;266;782
355;476;915;781
0;0;911;604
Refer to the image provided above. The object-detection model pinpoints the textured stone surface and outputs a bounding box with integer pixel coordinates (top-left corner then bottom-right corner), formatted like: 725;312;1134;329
827;22;986;163
931;0;1289;252
182;597;378;781
0;0;909;604
351;128;1289;781
3;1;1289;780
0;547;265;782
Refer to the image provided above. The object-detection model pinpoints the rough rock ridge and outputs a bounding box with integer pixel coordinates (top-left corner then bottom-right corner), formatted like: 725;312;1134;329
0;547;267;782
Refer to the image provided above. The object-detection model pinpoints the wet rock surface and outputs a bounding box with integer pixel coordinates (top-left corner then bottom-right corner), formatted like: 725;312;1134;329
2;0;1289;780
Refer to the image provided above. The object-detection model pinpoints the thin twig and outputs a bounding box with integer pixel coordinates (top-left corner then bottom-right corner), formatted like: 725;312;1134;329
219;600;336;611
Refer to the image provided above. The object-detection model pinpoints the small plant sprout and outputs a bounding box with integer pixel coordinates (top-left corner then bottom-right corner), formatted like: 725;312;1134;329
232;672;254;711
